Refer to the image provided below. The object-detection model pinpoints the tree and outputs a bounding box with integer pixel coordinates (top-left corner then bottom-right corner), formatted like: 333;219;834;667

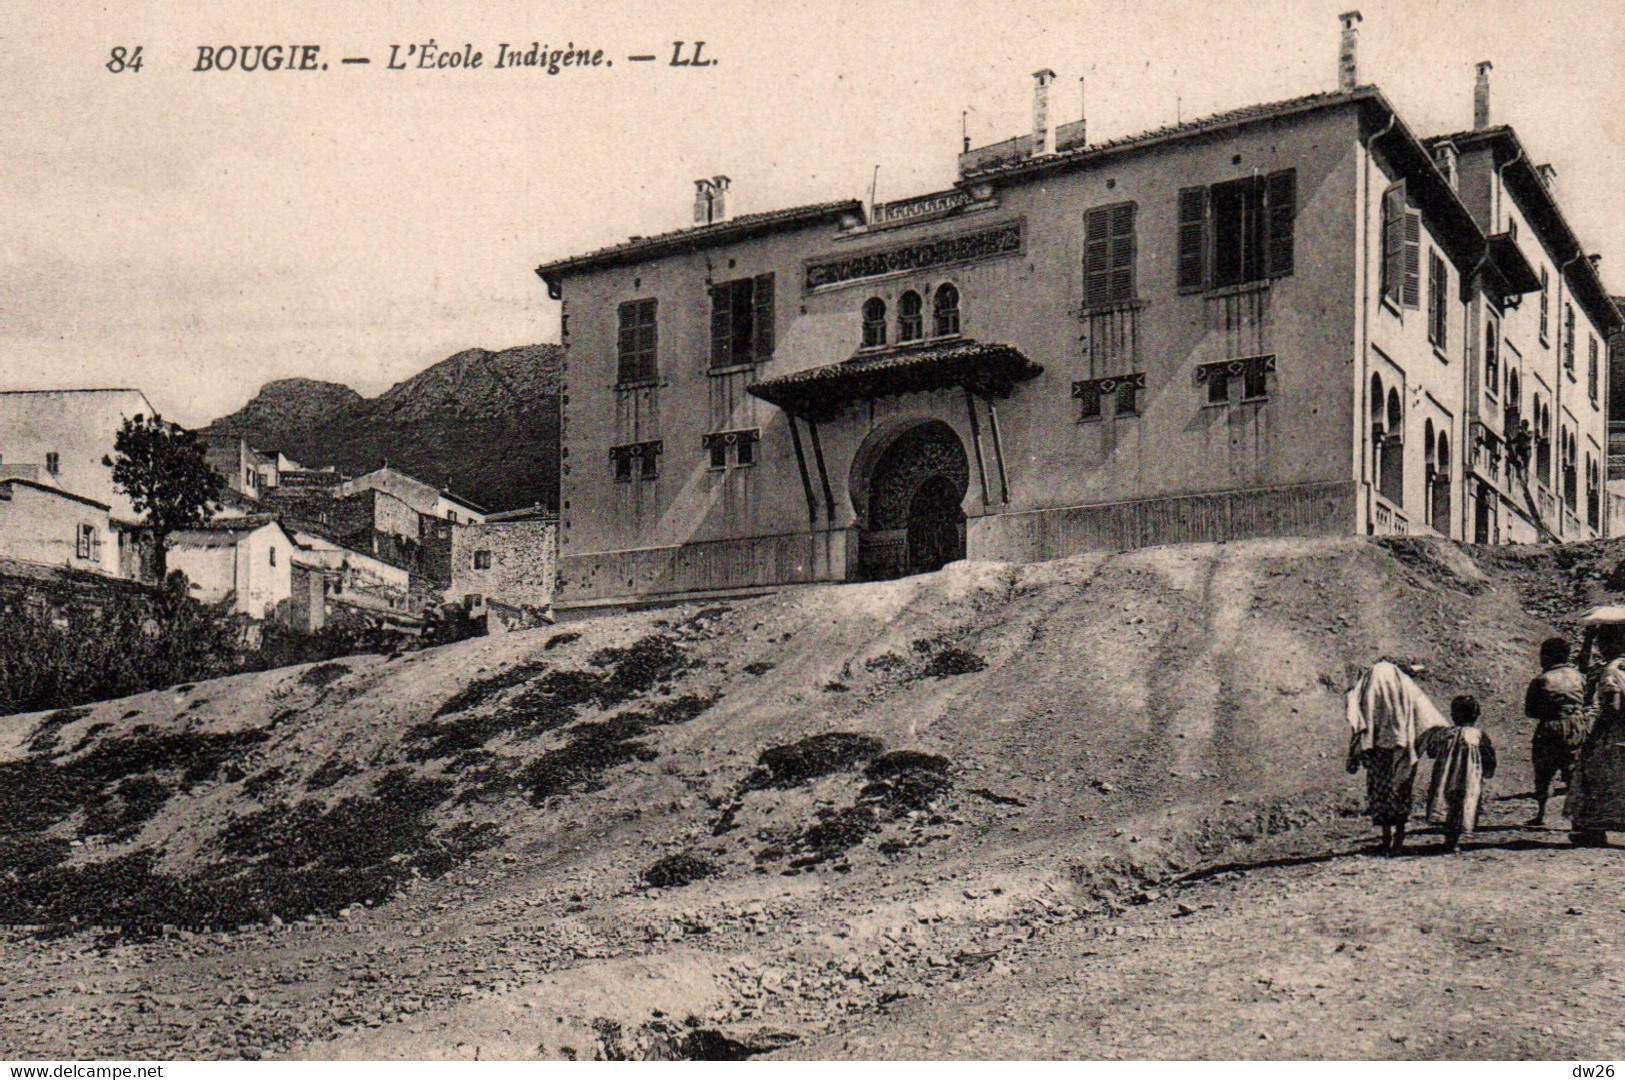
104;413;223;582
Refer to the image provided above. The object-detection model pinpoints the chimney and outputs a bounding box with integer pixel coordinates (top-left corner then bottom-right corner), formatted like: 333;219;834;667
1473;61;1492;130
692;176;730;226
1032;69;1056;156
1338;11;1362;93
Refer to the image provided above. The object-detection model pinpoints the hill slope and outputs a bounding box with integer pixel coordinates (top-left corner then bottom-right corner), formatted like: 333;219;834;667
206;344;562;513
2;535;1623;1059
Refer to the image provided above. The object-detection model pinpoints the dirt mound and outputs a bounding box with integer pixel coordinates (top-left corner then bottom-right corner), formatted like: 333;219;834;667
0;535;1603;1058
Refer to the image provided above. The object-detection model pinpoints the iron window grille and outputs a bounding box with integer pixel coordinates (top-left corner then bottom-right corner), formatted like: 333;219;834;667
701;429;760;469
1196;355;1276;405
609;440;663;482
1072;373;1146;421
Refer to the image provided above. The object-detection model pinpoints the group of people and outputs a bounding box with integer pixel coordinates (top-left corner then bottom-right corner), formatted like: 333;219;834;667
1346;622;1625;854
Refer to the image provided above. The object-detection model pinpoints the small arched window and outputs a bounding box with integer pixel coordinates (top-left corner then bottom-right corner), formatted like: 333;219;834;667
1370;374;1385;435
1437;432;1450;473
898;291;923;342
1386;387;1403;436
1424;419;1436;465
933;284;960;337
861;297;887;348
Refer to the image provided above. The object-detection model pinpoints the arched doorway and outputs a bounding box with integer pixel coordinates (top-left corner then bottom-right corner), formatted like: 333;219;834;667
853;420;969;580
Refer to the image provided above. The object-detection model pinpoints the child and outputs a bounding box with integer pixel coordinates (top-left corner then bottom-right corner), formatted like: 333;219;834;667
1421;694;1498;851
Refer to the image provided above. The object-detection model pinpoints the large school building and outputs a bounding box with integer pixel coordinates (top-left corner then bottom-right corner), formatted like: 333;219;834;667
536;16;1619;610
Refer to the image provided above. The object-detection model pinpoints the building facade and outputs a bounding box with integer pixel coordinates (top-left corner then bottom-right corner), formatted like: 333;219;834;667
167;517;293;619
537;54;1618;610
446;512;558;630
0;389;157;522
0;479;116;576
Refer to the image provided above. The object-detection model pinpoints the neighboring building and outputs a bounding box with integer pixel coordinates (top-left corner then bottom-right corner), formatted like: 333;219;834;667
0;479;117;576
166;516;293;619
0;389;157;521
287;527;413;609
536;26;1618;610
446;511;557;630
334;465;487;524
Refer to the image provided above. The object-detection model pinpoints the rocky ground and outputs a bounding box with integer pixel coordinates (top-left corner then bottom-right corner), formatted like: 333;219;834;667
1;535;1622;1060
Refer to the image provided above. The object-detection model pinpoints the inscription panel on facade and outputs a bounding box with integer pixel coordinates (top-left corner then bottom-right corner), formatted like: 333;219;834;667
804;220;1023;293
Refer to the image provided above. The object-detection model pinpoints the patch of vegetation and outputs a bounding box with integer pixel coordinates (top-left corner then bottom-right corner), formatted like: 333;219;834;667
28;707;92;755
642;852;718;889
432;659;551;718
514;693;719;804
241;766;285;799
304;755;360;791
864;653;906;673
742;661;775;676
919;647;987;679
823;681;849;693
742;732;886;792
298;662;351;687
544;632;581;651
407;635;693;762
768;749;954;869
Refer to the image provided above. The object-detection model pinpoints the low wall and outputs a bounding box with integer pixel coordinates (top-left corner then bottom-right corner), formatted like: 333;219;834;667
968;481;1358;562
557;529;852;606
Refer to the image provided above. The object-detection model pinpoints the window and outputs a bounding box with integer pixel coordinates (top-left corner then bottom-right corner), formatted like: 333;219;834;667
447;510;458;524
464;593;483;610
702;429;760;469
1178;170;1295;293
1484;316;1500;399
932;284;960;337
1083;201;1136;308
610;440;663;482
1562;428;1578;511
710;274;775;368
1589;337;1600;404
1539;265;1550;344
76;523;97;560
45;452;60;475
861;297;887;348
1198;356;1275;406
1071;374;1145;421
897;290;924;342
1588;455;1602;530
269;546;277;567
617;298;659;384
1564;303;1576;373
473;550;492;570
245;469;255;488
1427;251;1449;350
1381;182;1421;309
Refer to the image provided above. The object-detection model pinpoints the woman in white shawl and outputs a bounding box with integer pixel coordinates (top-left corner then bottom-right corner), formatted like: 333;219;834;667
1346;660;1450;855
1567;656;1625;846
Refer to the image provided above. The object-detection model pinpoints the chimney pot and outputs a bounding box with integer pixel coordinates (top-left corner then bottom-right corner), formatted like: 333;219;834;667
1338;11;1362;93
1473;61;1493;130
1032;69;1056;157
1537;162;1557;186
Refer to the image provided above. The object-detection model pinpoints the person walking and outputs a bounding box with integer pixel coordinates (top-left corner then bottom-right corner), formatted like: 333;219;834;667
1346;660;1449;855
1566;657;1625;846
1524;636;1586;826
1421;694;1498;851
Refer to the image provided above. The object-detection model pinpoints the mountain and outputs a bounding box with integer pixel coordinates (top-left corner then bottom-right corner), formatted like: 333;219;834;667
206;344;563;514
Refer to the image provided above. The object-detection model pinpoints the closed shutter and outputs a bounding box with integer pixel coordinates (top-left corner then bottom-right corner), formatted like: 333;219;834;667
753;274;775;360
1083;206;1111;308
710;284;733;368
1177;187;1207;293
1109;202;1136;303
1402;209;1422;309
1265;170;1295;278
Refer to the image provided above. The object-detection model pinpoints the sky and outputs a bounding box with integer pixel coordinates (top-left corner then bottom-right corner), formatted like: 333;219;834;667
4;0;1622;427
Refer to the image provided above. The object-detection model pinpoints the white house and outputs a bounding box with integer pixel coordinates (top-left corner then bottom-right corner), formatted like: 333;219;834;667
0;389;157;522
0;478;117;575
167;516;293;619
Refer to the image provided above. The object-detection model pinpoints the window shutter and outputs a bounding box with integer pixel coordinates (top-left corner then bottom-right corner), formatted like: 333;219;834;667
710;284;733;368
753;274;775;360
1109;202;1136;303
1177;187;1207;292
1381;182;1405;305
1083;206;1111;308
1402;209;1421;309
1265;170;1295;278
